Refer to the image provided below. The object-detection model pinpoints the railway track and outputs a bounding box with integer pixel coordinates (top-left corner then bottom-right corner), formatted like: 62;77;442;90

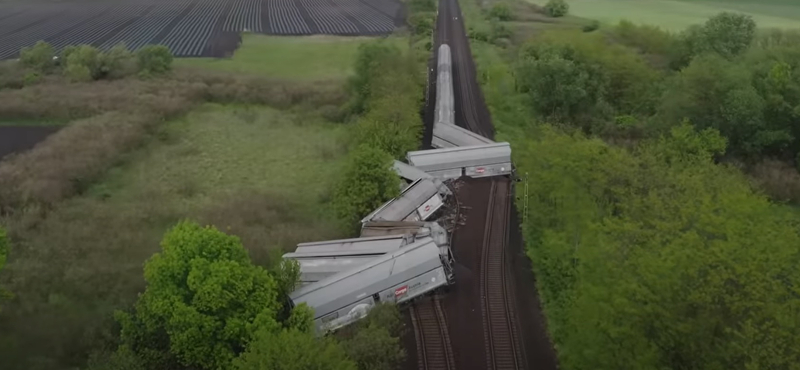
410;296;457;370
480;179;526;370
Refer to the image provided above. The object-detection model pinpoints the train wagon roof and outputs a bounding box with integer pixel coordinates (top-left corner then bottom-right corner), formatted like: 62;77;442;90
360;178;444;223
393;160;433;182
433;122;495;148
291;255;381;284
407;142;512;172
288;234;411;257
360;221;429;238
290;237;442;318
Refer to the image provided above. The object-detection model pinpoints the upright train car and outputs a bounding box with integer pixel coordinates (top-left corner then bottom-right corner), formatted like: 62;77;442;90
289;237;454;334
435;44;455;127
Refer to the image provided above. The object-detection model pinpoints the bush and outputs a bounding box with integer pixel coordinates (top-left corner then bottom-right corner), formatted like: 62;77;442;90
19;41;55;72
409;12;435;37
64;63;93;82
488;2;512;21
582;20;600;33
100;42;136;79
353;96;422;159
136;45;173;76
22;71;41;86
346;40;404;114
234;328;356;370
332;145;400;231
408;0;435;13
544;0;569;17
490;20;512;41
341;325;405;370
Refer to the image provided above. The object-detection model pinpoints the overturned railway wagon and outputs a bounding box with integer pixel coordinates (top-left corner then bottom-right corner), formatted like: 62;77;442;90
432;121;495;148
407;142;513;179
360;221;449;249
289;237;455;334
283;234;417;285
361;178;450;224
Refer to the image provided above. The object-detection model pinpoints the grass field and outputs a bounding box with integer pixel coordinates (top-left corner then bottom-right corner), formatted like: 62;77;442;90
175;34;406;80
0;105;349;366
526;0;800;30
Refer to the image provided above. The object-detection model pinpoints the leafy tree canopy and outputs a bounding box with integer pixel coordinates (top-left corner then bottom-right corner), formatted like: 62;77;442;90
333;145;400;231
116;220;282;370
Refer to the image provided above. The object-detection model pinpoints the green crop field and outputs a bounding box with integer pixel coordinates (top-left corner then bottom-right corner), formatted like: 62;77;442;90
527;0;800;30
176;34;407;80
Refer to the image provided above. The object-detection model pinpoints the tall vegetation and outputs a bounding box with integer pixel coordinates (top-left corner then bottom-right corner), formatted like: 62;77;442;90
463;2;800;369
0;226;9;312
334;39;424;231
333;145;400;231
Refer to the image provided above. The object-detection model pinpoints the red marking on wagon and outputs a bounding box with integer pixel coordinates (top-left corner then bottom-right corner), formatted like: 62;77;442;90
394;285;408;297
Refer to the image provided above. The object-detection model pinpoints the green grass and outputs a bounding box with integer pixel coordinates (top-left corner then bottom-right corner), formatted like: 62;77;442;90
0;104;350;366
527;0;800;30
175;34;407;80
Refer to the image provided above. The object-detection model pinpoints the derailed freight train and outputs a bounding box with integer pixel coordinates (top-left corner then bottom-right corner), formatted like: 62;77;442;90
288;237;455;334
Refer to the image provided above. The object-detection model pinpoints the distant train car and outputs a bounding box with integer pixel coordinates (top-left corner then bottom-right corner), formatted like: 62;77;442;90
289;237;455;334
432;122;495;148
435;44;454;127
407;142;512;179
360;178;450;225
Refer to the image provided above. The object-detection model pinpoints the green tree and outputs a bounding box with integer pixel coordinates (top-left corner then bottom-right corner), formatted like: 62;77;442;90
116;221;282;370
353;95;422;159
346;41;403;114
341;325;405;370
136;45;173;76
100;42;136;79
64;45;101;80
19;41;55;73
488;2;512;21
233;328;356;370
333;145;400;231
515;124;800;370
658;54;791;156
544;0;569;17
702;12;756;59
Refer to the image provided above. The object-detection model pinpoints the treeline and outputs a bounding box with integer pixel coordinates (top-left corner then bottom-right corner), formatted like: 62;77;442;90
332;18;428;231
17;41;173;84
516;13;800;201
461;3;800;370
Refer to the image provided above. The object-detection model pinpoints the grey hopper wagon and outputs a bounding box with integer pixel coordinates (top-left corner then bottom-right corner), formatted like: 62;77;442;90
360;178;450;225
432;122;495;149
283;234;418;285
289;237;455;335
407;142;513;179
360;221;449;249
435;44;454;127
